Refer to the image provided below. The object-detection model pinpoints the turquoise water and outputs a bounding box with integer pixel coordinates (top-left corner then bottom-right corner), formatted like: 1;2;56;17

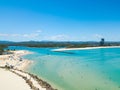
9;46;120;90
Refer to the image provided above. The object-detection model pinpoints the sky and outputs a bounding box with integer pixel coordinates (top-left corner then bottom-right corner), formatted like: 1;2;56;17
0;0;120;41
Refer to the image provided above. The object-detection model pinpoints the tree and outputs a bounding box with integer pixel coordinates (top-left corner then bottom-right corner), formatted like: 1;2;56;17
0;45;7;55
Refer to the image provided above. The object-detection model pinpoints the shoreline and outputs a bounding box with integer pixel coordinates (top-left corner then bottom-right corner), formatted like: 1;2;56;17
0;50;33;70
52;46;120;51
0;50;57;90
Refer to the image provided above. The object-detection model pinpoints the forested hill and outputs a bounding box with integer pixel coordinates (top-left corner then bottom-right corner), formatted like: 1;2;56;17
0;41;120;48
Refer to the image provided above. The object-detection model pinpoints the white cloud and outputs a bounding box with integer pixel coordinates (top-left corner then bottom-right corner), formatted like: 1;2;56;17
0;33;21;37
11;34;21;37
0;33;9;36
0;29;44;41
36;30;42;33
94;34;103;38
22;33;40;38
0;32;40;38
50;34;69;41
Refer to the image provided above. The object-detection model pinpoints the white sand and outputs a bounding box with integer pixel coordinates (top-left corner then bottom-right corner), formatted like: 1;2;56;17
52;46;120;51
11;69;46;90
0;50;47;90
0;68;31;90
0;50;32;70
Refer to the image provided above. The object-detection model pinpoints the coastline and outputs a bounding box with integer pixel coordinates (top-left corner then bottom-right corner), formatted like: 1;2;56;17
0;50;33;70
0;50;57;90
52;46;120;51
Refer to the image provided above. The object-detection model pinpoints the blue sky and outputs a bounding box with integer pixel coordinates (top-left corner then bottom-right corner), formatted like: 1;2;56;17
0;0;120;41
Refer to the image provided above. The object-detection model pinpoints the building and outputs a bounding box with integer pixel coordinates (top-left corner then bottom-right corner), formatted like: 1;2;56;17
100;38;105;46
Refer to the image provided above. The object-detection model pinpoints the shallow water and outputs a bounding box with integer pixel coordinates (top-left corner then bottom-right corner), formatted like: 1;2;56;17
9;46;120;90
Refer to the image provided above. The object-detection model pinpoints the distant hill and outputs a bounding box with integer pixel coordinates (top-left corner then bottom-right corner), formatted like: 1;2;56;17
0;40;120;48
0;41;14;44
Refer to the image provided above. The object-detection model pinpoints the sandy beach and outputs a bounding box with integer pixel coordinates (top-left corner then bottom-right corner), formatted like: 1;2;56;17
0;50;32;70
52;46;120;51
0;50;55;90
0;68;31;90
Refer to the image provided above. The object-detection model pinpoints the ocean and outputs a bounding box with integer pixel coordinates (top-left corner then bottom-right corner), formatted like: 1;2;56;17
8;46;120;90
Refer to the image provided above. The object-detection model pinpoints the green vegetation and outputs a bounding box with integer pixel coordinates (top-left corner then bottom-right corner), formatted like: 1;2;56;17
1;41;97;48
0;40;120;49
0;45;7;55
